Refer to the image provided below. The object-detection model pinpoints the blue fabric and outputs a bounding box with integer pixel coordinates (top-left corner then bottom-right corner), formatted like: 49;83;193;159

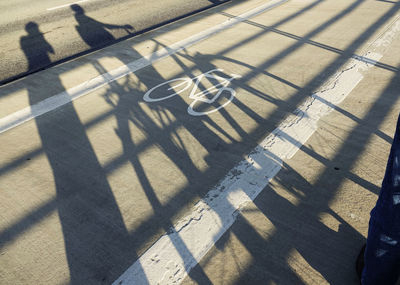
362;113;400;284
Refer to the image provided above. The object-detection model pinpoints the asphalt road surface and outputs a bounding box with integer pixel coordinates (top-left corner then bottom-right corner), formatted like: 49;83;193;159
0;0;227;84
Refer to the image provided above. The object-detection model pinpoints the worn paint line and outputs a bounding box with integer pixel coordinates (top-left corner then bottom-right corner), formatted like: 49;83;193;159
0;0;288;134
47;0;90;11
112;14;400;285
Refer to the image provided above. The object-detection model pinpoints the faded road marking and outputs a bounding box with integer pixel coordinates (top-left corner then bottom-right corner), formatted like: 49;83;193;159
47;0;90;11
143;68;241;116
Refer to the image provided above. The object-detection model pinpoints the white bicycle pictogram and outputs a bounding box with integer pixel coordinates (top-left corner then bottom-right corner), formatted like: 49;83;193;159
143;68;241;116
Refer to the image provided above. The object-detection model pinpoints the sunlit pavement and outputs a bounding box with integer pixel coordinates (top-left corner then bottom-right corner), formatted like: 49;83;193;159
0;0;400;284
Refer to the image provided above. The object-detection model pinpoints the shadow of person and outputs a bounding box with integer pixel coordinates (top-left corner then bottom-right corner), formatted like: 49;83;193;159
21;22;54;70
71;4;133;49
20;22;140;284
20;22;55;99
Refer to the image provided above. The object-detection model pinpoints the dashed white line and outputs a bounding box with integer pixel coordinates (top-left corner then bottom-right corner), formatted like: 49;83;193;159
47;0;90;11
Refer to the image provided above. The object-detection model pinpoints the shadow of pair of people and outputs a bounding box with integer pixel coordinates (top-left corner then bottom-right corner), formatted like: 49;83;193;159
21;4;133;80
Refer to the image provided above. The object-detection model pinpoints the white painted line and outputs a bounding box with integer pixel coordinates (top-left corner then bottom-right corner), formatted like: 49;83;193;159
0;0;288;134
47;0;90;11
112;13;400;285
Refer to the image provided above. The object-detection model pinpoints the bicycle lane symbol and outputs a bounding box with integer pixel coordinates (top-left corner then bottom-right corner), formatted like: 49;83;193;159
143;69;241;116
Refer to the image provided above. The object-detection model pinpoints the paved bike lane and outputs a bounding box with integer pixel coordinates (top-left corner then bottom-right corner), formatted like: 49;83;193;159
1;0;400;284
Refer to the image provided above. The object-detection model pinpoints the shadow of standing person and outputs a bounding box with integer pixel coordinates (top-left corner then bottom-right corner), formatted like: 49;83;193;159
20;22;140;284
20;22;55;102
71;4;133;49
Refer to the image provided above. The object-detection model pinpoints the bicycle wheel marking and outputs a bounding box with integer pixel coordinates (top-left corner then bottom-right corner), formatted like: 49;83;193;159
143;77;192;102
143;69;241;116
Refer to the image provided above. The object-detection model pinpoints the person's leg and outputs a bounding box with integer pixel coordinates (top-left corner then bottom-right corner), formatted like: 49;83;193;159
362;113;400;284
362;219;400;284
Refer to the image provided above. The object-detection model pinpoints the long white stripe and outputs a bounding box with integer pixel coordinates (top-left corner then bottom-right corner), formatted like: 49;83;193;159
112;13;400;285
47;0;90;11
0;0;288;134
